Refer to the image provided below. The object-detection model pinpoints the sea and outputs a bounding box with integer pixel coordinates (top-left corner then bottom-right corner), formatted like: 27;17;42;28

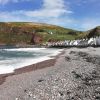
0;47;62;74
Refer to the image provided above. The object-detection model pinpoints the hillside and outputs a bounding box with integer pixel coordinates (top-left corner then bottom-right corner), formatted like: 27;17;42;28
69;26;100;39
86;26;100;38
0;22;79;45
0;22;100;45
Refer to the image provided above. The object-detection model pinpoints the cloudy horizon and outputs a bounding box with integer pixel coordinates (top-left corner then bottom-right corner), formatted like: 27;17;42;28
0;0;100;31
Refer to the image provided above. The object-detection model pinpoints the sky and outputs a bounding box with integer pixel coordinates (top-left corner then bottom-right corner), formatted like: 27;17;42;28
0;0;100;31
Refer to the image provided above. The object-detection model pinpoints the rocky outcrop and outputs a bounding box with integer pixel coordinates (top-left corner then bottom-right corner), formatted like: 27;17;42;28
87;26;100;38
31;33;43;44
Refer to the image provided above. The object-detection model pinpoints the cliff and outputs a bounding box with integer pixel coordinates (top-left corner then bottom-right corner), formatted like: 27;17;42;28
0;22;100;45
0;22;78;45
86;26;100;38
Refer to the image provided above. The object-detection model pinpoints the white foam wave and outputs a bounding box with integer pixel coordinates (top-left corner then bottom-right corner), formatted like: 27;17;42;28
4;48;46;52
0;48;63;74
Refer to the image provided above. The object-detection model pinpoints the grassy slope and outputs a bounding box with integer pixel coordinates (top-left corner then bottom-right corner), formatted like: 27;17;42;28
0;22;80;45
0;22;100;45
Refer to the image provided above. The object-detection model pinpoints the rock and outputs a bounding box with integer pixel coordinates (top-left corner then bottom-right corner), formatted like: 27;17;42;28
58;91;64;96
27;91;33;97
69;51;76;54
15;98;19;100
95;96;100;100
24;89;27;93
65;56;71;61
71;71;82;79
31;33;43;44
38;79;44;82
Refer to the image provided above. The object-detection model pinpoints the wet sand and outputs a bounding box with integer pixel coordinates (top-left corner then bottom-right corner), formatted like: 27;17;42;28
0;59;55;85
0;50;64;85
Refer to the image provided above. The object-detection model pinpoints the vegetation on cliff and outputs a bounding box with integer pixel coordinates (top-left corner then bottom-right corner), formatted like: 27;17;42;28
0;22;100;45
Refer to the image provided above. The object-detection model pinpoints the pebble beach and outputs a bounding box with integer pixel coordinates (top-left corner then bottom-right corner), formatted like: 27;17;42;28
0;47;100;100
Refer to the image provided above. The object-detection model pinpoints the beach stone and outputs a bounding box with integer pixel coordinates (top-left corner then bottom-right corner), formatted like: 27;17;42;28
1;48;100;100
69;51;76;54
28;91;33;97
38;79;44;82
15;98;19;100
65;56;71;61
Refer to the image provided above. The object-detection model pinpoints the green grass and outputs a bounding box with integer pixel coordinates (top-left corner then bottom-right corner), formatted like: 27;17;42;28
0;22;100;45
0;32;31;44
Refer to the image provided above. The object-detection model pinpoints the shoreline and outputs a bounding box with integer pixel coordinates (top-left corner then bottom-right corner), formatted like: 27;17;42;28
0;47;100;99
0;50;64;85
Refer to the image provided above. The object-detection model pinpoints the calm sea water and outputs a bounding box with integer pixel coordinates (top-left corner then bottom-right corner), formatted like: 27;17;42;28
0;47;62;74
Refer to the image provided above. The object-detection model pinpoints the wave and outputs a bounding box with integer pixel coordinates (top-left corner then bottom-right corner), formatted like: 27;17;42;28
2;48;46;51
0;48;63;74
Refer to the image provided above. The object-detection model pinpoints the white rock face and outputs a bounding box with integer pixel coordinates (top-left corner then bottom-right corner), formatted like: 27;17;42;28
73;40;79;46
48;36;100;47
96;36;100;45
88;38;94;45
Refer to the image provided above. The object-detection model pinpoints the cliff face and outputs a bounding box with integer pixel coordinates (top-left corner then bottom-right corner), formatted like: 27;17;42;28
86;26;100;38
31;33;43;44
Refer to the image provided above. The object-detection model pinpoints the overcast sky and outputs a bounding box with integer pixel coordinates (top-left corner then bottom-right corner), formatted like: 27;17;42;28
0;0;100;31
